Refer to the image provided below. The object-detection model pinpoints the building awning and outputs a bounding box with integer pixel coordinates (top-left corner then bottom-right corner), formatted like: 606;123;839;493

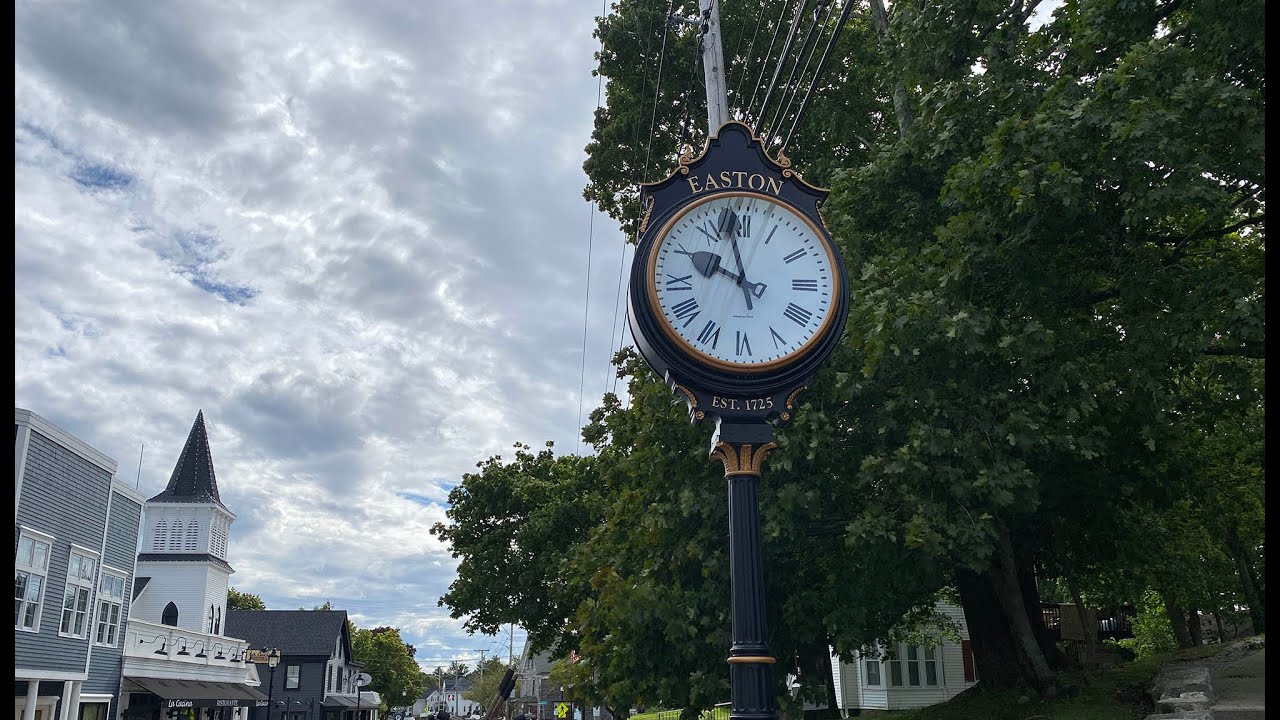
324;693;379;709
128;677;268;709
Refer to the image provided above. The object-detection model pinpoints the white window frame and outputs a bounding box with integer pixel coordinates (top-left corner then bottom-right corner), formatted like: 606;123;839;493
285;665;301;690
93;566;127;647
59;546;99;639
887;646;903;687
863;650;881;687
15;528;55;632
923;645;940;687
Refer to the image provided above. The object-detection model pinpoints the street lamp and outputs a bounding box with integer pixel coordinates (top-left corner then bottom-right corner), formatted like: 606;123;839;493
266;648;282;720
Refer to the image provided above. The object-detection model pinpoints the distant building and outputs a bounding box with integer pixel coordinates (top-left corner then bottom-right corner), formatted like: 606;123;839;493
15;408;147;720
225;609;379;720
828;603;978;713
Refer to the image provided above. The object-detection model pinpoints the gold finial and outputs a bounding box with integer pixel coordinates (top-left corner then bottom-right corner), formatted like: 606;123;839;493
678;144;695;175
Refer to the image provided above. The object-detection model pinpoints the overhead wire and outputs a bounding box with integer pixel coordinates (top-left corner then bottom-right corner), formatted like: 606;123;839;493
752;0;808;137
781;0;857;153
576;0;609;455
605;0;676;400
745;0;797;127
770;0;837;149
728;0;765;119
763;0;828;148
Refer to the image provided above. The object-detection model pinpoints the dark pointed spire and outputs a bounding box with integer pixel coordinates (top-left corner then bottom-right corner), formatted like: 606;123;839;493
148;410;223;504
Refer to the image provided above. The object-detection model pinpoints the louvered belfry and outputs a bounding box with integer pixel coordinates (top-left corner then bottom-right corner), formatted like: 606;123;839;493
149;409;222;505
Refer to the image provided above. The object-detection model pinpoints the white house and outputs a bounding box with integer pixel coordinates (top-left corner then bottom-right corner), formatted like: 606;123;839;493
828;603;978;713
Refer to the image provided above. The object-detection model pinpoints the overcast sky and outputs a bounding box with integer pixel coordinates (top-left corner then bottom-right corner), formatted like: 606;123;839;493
15;0;633;674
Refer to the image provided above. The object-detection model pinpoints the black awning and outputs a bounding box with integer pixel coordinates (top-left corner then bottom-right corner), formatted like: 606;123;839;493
323;695;360;709
128;677;268;709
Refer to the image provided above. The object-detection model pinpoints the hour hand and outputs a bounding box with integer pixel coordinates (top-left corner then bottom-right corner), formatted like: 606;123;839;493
718;208;755;309
682;250;767;298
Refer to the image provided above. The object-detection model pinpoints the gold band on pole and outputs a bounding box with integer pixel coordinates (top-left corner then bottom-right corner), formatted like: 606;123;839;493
726;656;776;664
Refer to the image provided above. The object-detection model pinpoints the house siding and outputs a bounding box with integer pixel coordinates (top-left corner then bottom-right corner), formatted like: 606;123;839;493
131;562;215;630
15;428;114;675
83;487;145;713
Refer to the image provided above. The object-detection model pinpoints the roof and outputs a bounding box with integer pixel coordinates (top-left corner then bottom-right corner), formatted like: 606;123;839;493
149;410;224;506
137;553;234;573
225;609;350;657
132;577;151;601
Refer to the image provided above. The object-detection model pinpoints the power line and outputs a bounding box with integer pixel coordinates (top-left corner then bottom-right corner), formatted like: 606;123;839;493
728;0;765;117
752;0;808;137
763;0;828;147
770;0;836;149
782;0;856;153
576;0;609;455
746;0;797;127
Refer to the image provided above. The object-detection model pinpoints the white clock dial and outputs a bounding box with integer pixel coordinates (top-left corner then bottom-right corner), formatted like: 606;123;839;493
648;192;838;371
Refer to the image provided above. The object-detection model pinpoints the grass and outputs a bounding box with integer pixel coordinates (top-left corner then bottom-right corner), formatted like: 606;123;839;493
879;643;1230;720
629;643;1235;720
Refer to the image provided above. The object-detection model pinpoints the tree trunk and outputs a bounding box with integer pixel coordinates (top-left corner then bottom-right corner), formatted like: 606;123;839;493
955;530;1057;694
1214;611;1226;643
1050;518;1096;662
1014;537;1066;670
820;644;839;719
1225;523;1265;634
956;566;1024;689
867;0;914;138
1187;608;1203;646
989;529;1056;693
1164;597;1194;649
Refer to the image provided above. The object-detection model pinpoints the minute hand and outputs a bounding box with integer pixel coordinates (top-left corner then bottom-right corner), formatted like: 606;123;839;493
718;209;755;310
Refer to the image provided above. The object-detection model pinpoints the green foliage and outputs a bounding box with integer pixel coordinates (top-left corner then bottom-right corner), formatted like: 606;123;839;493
1127;591;1178;659
226;587;266;611
463;658;512;707
351;625;427;710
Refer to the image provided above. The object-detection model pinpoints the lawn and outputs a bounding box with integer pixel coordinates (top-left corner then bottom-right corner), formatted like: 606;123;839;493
628;643;1231;720
879;643;1228;720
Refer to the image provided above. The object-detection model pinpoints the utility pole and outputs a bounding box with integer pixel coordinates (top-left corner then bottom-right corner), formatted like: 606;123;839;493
698;0;729;132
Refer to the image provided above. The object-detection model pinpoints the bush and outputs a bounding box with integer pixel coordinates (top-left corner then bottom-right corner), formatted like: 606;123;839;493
1128;591;1179;659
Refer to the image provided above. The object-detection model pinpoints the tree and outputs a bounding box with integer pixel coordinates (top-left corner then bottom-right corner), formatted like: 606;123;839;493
227;587;266;611
464;658;513;711
351;625;428;711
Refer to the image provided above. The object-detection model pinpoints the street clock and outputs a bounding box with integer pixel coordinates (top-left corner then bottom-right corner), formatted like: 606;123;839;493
628;121;848;428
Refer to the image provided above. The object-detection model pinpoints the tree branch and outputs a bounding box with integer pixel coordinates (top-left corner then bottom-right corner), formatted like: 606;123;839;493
1203;345;1265;360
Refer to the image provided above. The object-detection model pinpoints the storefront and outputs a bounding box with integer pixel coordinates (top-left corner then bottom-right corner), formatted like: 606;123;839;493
120;678;268;720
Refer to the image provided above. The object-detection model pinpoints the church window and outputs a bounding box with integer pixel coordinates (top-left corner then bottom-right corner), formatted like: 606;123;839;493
162;602;179;626
153;521;167;551
168;521;184;551
185;521;199;551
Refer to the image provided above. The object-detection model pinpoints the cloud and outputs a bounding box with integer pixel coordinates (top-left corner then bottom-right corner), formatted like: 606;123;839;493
16;0;626;672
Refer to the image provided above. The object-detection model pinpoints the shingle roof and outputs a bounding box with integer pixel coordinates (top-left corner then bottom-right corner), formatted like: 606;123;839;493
149;410;224;505
224;609;350;657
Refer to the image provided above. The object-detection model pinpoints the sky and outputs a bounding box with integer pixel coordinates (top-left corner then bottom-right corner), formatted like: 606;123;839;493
15;0;632;674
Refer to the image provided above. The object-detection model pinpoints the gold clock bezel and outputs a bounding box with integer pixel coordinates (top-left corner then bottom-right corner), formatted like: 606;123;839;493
645;190;842;374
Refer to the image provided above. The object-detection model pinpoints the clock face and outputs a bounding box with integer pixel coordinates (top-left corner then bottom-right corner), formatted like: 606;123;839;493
647;191;839;372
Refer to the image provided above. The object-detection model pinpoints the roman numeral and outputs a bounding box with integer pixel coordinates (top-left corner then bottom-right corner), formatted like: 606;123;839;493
665;273;693;290
763;225;778;244
671;298;700;327
783;248;808;264
696;320;720;348
736;215;751;237
735;331;752;357
696;220;719;244
792;279;818;292
784;303;813;326
770;326;787;349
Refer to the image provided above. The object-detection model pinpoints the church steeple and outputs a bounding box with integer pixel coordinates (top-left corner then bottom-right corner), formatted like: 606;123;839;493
149;410;222;505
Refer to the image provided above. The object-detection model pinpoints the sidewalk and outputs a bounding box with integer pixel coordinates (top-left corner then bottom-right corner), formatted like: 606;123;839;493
1146;636;1265;720
1210;645;1265;720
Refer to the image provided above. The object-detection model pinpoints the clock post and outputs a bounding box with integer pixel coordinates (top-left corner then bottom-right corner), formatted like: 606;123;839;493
626;120;848;720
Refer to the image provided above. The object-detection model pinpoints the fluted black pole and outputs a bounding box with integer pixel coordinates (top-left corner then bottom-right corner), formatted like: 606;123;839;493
710;420;778;720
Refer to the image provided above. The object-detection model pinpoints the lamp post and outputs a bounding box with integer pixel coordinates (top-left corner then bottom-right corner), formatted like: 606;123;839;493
266;649;282;720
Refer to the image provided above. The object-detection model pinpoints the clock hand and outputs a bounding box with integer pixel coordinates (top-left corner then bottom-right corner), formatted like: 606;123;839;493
676;247;767;298
717;208;754;310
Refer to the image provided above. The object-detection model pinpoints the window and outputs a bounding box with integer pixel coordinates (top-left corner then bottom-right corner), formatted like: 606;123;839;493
887;648;903;687
864;653;881;687
286;665;300;690
184;522;199;551
60;550;97;637
94;570;126;646
906;645;921;686
338;667;345;692
153;521;168;551
78;703;107;720
168;521;184;550
162;602;179;626
15;531;52;631
924;646;939;686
